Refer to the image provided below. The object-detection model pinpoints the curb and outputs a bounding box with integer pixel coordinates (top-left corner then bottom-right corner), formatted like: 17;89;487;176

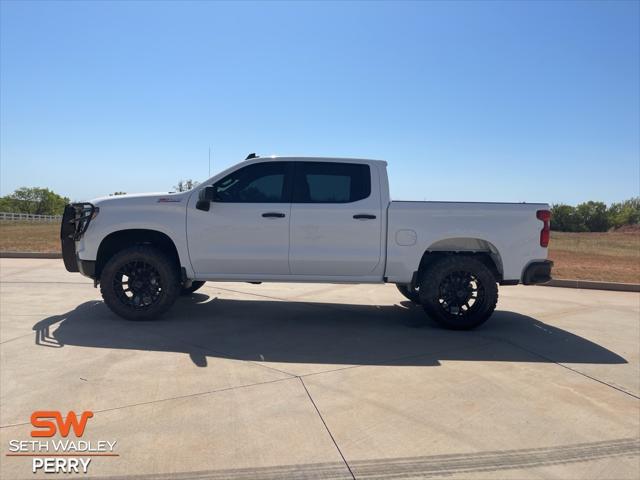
0;252;61;259
542;279;640;293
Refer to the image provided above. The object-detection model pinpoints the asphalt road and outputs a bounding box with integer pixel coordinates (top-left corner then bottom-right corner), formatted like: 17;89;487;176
1;258;638;479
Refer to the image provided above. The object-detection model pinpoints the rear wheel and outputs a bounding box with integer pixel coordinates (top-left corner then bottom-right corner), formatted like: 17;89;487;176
100;246;180;321
419;256;498;330
181;281;205;295
396;284;420;304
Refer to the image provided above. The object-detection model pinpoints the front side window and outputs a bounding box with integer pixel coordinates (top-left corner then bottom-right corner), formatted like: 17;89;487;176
212;162;289;203
293;162;371;203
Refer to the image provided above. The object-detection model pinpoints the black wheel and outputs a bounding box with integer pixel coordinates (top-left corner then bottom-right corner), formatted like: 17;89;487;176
419;256;498;330
100;246;180;321
181;281;205;295
396;284;421;303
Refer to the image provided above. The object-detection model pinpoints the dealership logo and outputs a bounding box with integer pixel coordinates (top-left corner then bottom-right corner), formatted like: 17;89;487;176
6;410;118;474
31;411;94;438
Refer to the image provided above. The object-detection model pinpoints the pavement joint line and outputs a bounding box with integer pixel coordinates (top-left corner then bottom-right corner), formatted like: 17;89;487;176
0;262;61;278
529;304;638;318
146;329;299;379
207;285;299;303
0;281;93;285
0;376;298;430
298;377;356;480
0;331;35;345
503;292;639;310
480;334;640;401
209;285;375;313
297;339;497;380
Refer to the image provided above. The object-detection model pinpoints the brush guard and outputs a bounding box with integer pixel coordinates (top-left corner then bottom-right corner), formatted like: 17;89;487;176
60;203;98;272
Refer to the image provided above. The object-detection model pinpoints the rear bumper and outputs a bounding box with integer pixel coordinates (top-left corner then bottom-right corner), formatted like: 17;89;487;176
522;260;553;285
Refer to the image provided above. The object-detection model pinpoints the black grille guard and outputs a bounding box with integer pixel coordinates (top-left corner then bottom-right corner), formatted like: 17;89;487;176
60;203;97;272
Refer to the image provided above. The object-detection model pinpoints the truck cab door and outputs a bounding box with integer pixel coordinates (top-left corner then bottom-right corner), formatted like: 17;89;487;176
289;161;383;277
187;161;293;276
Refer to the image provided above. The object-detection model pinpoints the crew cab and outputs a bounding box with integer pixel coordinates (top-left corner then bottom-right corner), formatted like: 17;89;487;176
61;155;552;329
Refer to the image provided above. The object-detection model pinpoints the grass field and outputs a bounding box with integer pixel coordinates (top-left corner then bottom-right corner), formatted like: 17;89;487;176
548;231;640;283
1;222;639;283
0;222;60;253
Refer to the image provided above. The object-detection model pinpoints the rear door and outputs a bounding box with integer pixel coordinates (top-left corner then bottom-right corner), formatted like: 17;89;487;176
187;161;293;276
289;161;383;276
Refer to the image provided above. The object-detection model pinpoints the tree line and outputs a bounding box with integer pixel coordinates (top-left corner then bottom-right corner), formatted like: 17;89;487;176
0;187;69;216
0;181;200;216
551;197;639;232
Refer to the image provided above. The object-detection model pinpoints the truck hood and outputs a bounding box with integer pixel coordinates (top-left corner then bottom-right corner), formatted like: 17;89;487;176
90;191;191;207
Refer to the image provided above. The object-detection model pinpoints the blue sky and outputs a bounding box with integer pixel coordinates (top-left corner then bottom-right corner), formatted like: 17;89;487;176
1;0;638;204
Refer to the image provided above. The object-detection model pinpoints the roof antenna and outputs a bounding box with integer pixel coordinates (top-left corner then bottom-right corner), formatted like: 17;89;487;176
245;153;258;160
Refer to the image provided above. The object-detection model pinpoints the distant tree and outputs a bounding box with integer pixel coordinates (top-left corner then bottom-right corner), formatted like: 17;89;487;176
0;197;15;212
173;179;199;192
547;198;640;232
576;201;609;232
550;204;585;232
0;187;69;215
110;191;127;196
608;197;640;228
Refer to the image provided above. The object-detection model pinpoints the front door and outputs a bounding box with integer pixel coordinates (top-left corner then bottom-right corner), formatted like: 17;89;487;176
289;161;383;276
187;161;292;276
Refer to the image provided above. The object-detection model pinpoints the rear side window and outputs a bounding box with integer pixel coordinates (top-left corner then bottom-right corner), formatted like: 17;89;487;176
293;162;371;203
212;162;289;203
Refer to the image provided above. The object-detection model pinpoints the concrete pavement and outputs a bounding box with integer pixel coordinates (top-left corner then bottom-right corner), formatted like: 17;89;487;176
0;258;638;479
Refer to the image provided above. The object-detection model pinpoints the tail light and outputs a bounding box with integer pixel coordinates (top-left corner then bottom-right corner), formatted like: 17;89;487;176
536;210;551;247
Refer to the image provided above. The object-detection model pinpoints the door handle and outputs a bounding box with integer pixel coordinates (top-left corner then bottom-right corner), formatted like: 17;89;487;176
262;212;286;218
353;214;376;220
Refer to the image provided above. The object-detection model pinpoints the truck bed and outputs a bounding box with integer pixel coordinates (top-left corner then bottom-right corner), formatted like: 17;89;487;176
384;201;549;284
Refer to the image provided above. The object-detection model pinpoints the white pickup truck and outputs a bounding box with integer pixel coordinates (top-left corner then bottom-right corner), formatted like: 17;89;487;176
61;155;552;329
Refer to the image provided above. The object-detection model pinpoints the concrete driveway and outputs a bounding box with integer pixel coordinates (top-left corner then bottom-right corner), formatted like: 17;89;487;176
0;258;638;479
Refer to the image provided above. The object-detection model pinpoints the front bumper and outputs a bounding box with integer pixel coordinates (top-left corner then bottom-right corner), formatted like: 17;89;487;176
60;203;97;274
522;260;553;285
78;259;96;278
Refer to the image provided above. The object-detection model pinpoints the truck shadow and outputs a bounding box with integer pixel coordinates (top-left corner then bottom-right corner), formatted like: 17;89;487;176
32;293;627;368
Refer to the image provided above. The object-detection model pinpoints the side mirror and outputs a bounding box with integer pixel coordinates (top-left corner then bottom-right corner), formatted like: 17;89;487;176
196;186;215;211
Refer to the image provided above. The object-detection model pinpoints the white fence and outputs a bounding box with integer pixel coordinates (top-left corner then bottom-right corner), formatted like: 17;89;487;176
0;212;62;223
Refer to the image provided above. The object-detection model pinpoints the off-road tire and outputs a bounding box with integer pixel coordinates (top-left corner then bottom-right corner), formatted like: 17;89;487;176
419;256;498;330
181;281;205;295
396;284;421;304
100;246;180;321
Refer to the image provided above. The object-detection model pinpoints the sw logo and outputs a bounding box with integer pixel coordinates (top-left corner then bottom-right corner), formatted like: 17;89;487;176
31;411;94;438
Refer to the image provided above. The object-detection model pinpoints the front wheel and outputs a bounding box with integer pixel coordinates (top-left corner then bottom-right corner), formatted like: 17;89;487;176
419;256;498;330
100;246;180;321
